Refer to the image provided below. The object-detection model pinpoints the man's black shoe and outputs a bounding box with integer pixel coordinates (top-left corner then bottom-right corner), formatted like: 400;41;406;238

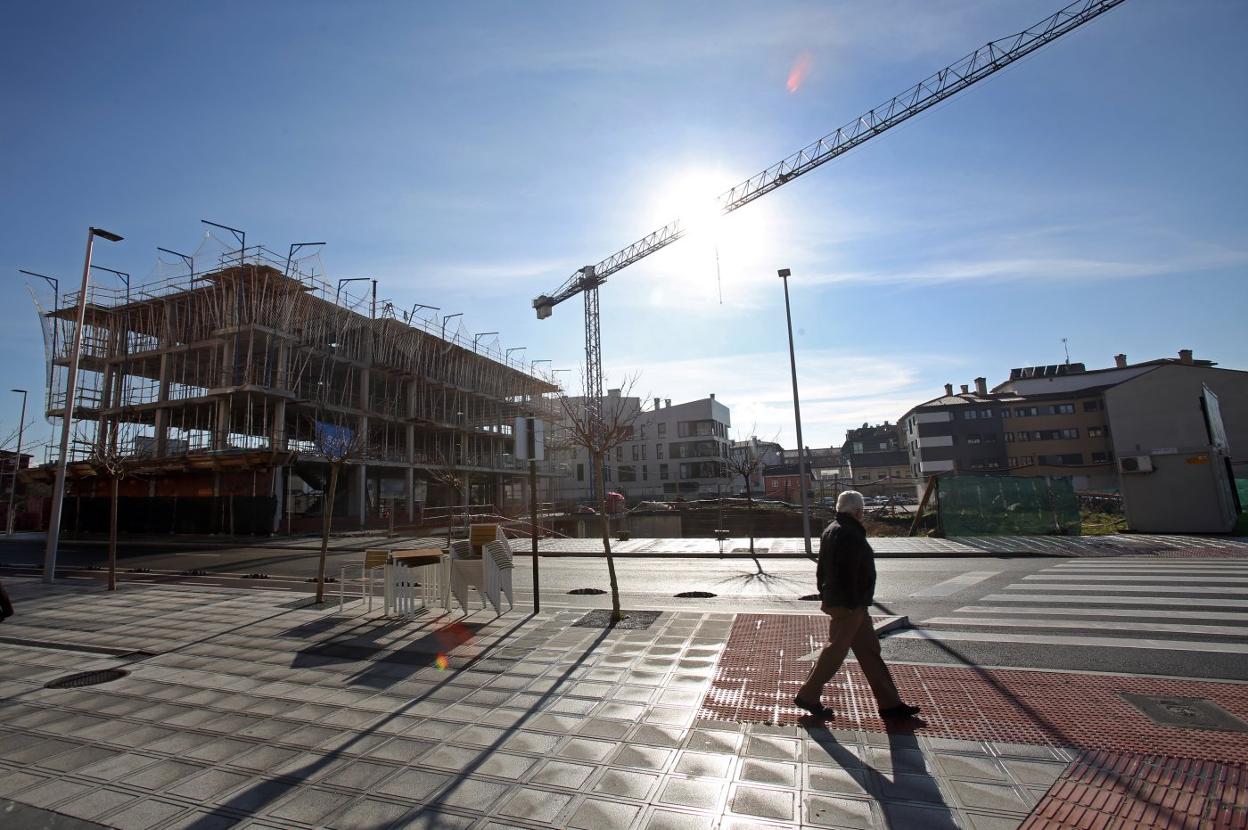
794;696;835;719
879;702;921;719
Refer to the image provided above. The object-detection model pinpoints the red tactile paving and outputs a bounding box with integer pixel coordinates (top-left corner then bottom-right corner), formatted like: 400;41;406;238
700;614;1248;764
1021;750;1248;830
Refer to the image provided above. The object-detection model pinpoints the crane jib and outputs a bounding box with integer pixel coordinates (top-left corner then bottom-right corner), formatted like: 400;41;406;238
533;0;1129;317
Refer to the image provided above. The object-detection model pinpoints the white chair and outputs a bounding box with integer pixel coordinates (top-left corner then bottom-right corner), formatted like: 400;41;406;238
385;549;445;617
482;539;515;613
339;549;389;612
448;539;485;612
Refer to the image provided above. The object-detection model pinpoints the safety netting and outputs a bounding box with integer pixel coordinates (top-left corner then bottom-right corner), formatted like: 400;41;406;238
937;475;1081;536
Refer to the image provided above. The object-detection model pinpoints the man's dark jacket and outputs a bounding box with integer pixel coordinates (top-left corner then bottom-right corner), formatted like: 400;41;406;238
816;512;876;609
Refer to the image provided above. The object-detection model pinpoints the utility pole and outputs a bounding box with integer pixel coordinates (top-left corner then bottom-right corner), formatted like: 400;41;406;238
778;268;812;556
45;227;123;582
6;388;27;535
530;457;540;612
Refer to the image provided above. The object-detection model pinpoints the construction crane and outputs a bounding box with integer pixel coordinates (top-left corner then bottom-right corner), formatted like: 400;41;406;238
533;0;1130;477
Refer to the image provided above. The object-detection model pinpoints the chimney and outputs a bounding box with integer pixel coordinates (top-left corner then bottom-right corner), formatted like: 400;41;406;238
974;377;987;396
654;398;661;410
1114;354;1127;369
943;383;953;396
1178;349;1193;365
709;393;715;401
960;384;969;395
664;399;671;408
608;388;620;398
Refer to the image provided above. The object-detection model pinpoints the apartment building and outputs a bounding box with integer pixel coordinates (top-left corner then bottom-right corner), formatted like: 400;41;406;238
551;393;733;503
901;380;1011;480
730;437;784;495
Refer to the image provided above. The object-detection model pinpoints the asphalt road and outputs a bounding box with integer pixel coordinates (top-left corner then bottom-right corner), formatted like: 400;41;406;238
2;538;1244;682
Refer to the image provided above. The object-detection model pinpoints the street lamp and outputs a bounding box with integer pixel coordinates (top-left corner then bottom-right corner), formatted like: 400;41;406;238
473;331;498;352
45;226;123;583
778;268;812;557
6;389;27;535
18;270;60;391
201;220;245;268
285;242;325;277
506;347;526;362
440;312;463;340
90;265;130;304
406;303;439;324
156;248;194;278
531;359;551;373
335;277;372;314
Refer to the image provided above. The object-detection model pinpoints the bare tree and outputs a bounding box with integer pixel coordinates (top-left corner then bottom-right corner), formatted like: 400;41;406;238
311;417;363;603
89;445;134;592
555;373;645;622
724;427;780;560
426;449;468;548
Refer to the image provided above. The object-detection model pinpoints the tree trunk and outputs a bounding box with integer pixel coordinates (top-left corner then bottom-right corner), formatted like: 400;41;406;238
316;463;340;603
107;476;119;591
744;477;756;556
595;451;622;622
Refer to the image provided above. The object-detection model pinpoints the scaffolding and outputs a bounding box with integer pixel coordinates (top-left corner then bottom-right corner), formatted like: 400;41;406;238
30;240;562;533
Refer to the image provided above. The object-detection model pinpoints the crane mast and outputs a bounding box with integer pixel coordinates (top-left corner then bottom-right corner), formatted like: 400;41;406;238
534;0;1130;490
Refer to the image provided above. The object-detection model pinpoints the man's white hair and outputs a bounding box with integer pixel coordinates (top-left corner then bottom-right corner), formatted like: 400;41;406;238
836;490;865;514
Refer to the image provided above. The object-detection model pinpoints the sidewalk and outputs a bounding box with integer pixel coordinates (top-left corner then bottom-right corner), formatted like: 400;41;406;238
6;530;1248;558
0;578;1244;829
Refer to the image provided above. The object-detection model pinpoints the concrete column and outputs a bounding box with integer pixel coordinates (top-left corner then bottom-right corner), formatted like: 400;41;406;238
272;465;283;534
270;399;286;451
354;462;367;528
154;350;171;456
213;397;231;451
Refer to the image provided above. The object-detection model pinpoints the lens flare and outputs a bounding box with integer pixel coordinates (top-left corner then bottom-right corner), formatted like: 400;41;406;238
434;654;449;671
787;52;813;94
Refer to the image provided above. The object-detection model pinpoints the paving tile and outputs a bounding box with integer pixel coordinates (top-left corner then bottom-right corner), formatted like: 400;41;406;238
366;737;438;763
161;808;240;830
613;744;674;772
267;787;347;824
965;811;1024;830
531;759;597;790
100;798;187;830
498;786;574;824
229;744;303;772
687;730;741;754
500;730;561;754
592;768;660;800
428;776;509;812
673;751;732;778
948;779;1029;813
807;765;870;797
121;760;207;791
1000;758;1069;787
878;801;961;829
567;797;643;830
217;778;300;814
0;738;80;765
865;746;931;774
327;796;413;830
77;751;159;781
167;768;251;801
578;719;634;741
869;770;947;804
557;737;619;763
658;777;724;810
0;770;48;798
11;777;93;808
804;793;876;829
933;753;1011;782
644;807;716;830
742;735;800;762
422;744;481;771
729;784;796;822
738;759;797;787
376;767;452;801
392;807;476;829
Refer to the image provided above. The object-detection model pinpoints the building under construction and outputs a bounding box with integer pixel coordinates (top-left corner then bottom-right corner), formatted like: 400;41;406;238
31;242;560;534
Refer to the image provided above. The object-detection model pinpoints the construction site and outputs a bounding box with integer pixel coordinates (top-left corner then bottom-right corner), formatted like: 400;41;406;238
24;237;561;535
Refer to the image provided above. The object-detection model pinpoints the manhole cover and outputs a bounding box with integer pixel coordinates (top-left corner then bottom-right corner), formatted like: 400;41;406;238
571;609;661;630
1120;694;1248;732
567;588;606;595
44;669;129;689
675;591;716;598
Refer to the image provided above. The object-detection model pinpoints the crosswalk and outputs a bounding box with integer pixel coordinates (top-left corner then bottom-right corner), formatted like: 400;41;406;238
893;558;1248;655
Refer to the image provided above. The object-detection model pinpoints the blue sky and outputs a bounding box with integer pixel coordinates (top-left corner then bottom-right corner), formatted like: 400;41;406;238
2;0;1245;456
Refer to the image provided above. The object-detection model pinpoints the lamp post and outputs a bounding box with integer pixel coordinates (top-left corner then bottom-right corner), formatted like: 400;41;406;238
531;359;551;374
45;227;123;583
440;312;463;341
284;242;325;278
407;303;439;324
505;347;526;363
90;265;130;305
473;331;498;352
335;277;371;309
6;389;27;535
778;268;812;557
18;270;60;396
156;247;194;278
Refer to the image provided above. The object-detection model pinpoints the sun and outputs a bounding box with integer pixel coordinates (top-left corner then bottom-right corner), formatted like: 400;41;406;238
649;169;731;239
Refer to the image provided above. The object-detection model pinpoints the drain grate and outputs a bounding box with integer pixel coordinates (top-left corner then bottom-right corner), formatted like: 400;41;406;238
567;587;606;595
44;669;129;689
571;609;661;630
675;591;716;599
1120;694;1248;732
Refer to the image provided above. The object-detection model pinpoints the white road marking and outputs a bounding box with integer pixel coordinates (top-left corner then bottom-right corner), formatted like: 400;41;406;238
1006;584;1248;595
1023;574;1248;584
909;571;1000;598
923;617;1247;638
980;594;1248;608
958;605;1248;622
892;628;1248;654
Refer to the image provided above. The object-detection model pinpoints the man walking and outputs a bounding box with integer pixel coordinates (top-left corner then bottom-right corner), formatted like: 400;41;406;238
795;490;920;721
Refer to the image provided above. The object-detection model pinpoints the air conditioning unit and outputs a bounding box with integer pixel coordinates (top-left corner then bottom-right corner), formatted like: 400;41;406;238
1118;455;1153;474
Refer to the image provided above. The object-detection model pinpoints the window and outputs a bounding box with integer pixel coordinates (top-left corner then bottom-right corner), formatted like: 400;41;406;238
1005;432;1015;442
1091;451;1113;463
1014;406;1039;417
678;422;689;437
659;464;669;480
604;466;612;481
1088;426;1105;438
641;444;647;460
619;465;636;482
982;433;998;444
658;423;667;437
980;409;993;418
1037;453;1083;466
966;434;982;445
878;441;888;450
656;443;664;459
877;473;887;480
1083;400;1100;412
577;464;584;481
632;446;639;461
963;410;978;420
640;424;647;439
642;465;648;481
616;446;623;462
1001;409;1010;418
